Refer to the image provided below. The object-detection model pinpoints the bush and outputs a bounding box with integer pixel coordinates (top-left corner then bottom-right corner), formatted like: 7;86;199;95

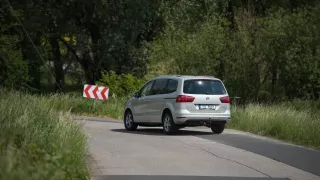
0;90;89;180
0;35;30;90
98;70;145;98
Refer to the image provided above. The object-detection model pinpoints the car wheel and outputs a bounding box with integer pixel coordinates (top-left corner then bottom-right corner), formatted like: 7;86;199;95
124;110;138;131
162;112;177;135
211;124;225;134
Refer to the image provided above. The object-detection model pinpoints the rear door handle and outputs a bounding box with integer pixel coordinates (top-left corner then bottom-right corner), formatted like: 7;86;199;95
144;100;151;102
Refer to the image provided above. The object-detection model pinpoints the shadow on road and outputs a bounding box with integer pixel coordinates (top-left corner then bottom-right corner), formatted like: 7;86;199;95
111;128;213;136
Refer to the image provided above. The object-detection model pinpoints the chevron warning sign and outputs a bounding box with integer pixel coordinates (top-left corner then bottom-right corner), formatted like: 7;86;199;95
83;84;109;100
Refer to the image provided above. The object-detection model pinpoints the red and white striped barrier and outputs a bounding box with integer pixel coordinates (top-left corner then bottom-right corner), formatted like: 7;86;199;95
83;84;109;100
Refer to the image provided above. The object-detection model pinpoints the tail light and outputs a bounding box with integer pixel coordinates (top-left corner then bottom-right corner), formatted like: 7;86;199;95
176;95;195;103
220;96;230;103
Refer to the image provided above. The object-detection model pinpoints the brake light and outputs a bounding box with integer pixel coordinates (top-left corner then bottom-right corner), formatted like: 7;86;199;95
176;95;195;103
220;96;230;103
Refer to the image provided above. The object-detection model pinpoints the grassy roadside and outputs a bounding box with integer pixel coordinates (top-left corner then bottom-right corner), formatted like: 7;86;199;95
0;91;89;180
230;103;320;149
11;91;319;150
40;93;126;119
41;93;320;149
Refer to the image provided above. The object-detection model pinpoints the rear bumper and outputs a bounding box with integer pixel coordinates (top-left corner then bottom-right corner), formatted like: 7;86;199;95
182;119;228;126
173;113;230;125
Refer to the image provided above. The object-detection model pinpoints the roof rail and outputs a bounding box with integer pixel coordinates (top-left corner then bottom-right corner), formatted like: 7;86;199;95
157;74;182;77
203;75;215;78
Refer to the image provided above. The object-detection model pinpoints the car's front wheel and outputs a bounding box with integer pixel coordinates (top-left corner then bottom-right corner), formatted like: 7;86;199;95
124;110;138;131
162;112;177;135
211;124;225;134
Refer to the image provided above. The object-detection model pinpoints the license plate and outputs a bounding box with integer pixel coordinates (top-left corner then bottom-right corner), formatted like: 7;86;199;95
199;105;216;110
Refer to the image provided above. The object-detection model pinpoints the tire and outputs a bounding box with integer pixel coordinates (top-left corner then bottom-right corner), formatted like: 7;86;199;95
124;110;138;131
211;124;225;134
162;111;178;135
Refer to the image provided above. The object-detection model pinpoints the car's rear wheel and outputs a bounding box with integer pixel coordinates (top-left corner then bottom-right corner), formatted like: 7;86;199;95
162;112;177;135
211;124;225;134
124;110;138;131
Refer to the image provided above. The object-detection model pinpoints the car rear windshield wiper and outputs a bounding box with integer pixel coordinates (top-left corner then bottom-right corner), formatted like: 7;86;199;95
205;92;215;95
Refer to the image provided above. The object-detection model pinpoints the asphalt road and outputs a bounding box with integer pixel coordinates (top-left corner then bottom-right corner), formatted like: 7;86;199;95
78;116;320;180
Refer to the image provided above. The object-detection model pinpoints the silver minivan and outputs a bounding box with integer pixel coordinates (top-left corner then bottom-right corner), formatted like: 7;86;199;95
123;75;231;135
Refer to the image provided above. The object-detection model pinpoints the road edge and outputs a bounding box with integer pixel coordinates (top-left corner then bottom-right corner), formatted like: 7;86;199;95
74;115;121;124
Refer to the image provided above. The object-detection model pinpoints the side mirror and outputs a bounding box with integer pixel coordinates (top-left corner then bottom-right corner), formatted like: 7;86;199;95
133;92;140;98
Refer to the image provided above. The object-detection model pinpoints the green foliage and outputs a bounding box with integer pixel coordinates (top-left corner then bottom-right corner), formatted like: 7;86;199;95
0;46;29;89
149;17;229;75
148;2;320;102
0;90;89;180
99;0;162;78
1;0;162;90
160;0;228;32
1;0;320;101
0;21;30;89
98;71;145;98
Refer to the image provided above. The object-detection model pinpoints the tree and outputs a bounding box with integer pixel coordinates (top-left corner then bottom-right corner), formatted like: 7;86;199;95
147;0;320;102
0;1;29;89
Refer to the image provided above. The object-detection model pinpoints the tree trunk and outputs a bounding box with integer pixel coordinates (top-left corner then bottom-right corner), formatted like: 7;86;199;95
217;59;225;81
80;51;96;85
271;63;277;101
227;1;235;29
255;63;261;101
81;60;95;84
0;55;7;86
21;33;41;91
58;37;96;85
50;37;64;92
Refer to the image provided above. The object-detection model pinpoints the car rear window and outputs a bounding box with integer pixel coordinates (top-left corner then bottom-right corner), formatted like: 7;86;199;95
183;79;227;95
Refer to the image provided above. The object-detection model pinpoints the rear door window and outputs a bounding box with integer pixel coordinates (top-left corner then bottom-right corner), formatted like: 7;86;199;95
165;79;178;94
183;79;226;95
151;79;168;95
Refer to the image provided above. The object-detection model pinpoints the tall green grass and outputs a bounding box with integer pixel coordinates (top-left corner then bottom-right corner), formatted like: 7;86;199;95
229;102;320;149
39;93;126;119
0;91;89;180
